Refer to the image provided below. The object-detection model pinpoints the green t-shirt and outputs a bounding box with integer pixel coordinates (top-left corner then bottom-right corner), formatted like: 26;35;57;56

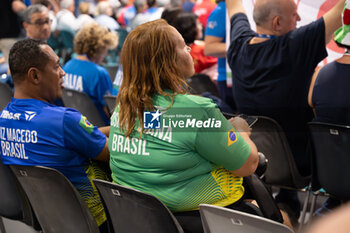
109;93;251;212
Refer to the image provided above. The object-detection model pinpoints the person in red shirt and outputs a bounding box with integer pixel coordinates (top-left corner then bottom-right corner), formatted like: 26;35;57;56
172;12;217;76
193;0;216;29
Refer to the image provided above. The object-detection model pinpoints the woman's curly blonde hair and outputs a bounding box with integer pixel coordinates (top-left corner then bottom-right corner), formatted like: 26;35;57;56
74;22;118;59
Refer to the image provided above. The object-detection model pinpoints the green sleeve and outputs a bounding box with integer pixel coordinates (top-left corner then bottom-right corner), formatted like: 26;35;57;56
194;106;251;171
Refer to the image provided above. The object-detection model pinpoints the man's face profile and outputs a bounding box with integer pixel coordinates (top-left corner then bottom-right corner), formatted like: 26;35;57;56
37;45;65;102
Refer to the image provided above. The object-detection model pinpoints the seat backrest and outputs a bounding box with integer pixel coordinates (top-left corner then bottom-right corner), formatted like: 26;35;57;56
103;65;119;83
308;122;350;200
103;95;117;115
186;74;220;97
0;159;23;220
250;116;310;189
0;82;13;110
221;113;309;189
0;160;41;230
93;179;184;233
116;28;128;54
199;204;294;233
61;88;106;127
10;165;100;233
59;30;74;49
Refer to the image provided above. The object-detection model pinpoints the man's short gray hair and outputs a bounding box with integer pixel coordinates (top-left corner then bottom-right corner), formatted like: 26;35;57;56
96;1;111;15
22;4;48;23
60;0;74;10
253;1;281;26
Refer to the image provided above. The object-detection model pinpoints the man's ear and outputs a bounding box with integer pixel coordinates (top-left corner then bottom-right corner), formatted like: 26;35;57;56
23;21;29;31
271;15;281;34
28;67;41;84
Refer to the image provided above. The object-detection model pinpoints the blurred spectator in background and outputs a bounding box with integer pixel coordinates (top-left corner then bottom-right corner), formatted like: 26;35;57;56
160;6;182;25
31;0;60;14
204;0;236;111
95;1;120;31
143;0;164;21
116;0;136;27
77;2;95;28
56;0;79;35
182;0;195;12
128;0;148;30
172;12;217;77
193;0;216;32
30;0;60;32
23;4;52;41
63;23;118;125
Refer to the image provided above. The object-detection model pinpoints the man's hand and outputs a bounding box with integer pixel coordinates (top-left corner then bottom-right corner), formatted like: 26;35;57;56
228;116;252;136
323;0;346;44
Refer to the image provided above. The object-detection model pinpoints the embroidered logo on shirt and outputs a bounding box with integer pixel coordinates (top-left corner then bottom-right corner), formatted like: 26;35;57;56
228;129;237;146
79;115;94;134
25;111;36;121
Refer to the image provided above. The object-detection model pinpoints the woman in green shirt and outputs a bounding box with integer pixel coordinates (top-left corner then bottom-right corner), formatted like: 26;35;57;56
109;19;259;233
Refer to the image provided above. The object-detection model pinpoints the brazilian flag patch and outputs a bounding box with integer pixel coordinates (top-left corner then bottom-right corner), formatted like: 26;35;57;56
228;129;237;146
79;115;94;134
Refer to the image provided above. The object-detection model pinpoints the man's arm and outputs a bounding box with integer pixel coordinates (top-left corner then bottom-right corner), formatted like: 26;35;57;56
226;0;246;19
98;126;110;137
94;127;110;162
204;36;227;57
12;0;26;14
93;140;110;162
308;66;322;108
47;0;60;14
323;0;346;44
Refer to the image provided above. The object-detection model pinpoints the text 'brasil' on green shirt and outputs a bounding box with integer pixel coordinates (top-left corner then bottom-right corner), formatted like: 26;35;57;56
108;93;251;212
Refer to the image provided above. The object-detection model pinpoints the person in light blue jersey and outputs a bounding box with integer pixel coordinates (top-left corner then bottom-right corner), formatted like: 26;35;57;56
0;39;110;232
204;0;236;112
63;22;118;125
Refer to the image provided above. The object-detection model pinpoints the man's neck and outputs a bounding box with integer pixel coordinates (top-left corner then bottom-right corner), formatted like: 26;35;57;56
256;26;276;37
249;26;277;44
14;85;48;103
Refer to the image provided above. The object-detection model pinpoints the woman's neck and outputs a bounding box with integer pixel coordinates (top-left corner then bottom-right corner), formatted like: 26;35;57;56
76;54;90;61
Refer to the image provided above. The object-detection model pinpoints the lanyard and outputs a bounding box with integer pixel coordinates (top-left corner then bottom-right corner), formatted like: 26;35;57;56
256;34;276;39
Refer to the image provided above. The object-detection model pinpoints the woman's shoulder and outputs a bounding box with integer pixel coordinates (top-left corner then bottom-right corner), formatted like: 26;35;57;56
174;93;217;108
